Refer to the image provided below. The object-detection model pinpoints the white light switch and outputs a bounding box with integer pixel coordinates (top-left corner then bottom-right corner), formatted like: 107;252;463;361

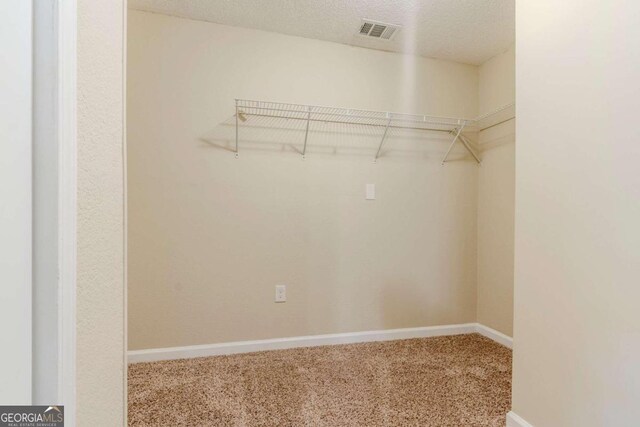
366;184;376;200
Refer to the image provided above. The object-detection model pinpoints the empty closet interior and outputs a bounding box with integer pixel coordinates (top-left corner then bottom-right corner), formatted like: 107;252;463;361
126;1;516;424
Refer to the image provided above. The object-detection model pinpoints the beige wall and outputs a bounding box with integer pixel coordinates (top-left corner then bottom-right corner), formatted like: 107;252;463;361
513;2;640;425
127;11;480;350
77;0;125;424
477;46;515;336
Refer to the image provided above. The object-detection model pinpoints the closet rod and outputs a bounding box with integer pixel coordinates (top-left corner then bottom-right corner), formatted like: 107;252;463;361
240;112;454;133
238;107;469;129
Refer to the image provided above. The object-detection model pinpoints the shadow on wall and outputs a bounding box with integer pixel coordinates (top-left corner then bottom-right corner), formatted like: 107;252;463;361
199;114;478;163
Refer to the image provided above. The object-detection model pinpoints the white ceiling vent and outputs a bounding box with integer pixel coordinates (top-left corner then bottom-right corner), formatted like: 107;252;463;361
357;19;401;41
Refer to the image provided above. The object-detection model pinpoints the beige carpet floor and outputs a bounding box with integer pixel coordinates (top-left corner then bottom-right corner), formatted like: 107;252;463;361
128;333;512;426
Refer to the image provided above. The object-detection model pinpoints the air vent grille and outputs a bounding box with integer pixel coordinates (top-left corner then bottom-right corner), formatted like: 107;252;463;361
359;22;373;35
357;19;401;41
380;26;397;40
369;24;386;38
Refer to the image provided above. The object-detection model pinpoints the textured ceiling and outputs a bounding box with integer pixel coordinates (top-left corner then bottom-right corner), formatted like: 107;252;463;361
128;0;514;65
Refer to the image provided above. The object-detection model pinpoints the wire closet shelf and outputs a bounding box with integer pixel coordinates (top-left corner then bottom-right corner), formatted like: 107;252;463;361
233;99;515;164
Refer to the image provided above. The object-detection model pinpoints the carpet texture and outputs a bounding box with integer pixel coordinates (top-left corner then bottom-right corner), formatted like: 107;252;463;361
128;333;512;426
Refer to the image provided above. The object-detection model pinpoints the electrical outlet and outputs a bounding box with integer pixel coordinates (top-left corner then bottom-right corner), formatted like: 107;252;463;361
275;285;286;303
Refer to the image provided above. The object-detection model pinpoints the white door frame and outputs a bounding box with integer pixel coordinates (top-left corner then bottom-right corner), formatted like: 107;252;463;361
1;0;77;413
0;0;33;404
57;0;77;424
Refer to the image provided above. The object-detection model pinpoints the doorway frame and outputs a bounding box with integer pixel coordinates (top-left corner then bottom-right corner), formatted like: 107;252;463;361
58;0;77;423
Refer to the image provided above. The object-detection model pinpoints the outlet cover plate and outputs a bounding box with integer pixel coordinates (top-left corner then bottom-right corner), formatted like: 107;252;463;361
275;285;286;303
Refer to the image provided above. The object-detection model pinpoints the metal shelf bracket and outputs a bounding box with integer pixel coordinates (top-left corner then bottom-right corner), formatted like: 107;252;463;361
374;113;392;163
441;121;466;165
302;106;311;159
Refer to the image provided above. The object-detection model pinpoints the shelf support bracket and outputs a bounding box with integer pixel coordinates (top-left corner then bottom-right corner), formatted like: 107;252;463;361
234;99;239;158
374;114;392;162
441;121;466;165
302;107;311;159
459;134;481;164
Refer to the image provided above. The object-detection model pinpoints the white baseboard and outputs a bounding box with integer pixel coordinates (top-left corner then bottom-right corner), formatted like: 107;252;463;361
128;323;477;363
507;411;534;427
475;324;513;349
128;322;512;363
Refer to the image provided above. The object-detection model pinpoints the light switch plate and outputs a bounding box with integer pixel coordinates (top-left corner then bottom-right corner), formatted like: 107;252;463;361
366;184;376;200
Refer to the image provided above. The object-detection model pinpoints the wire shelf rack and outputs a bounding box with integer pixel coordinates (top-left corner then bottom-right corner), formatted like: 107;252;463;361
233;99;515;164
